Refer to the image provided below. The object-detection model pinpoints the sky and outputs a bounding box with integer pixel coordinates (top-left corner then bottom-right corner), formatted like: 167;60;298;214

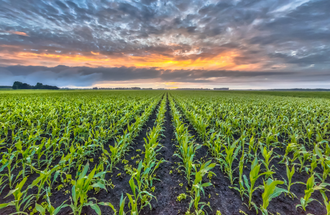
0;0;329;89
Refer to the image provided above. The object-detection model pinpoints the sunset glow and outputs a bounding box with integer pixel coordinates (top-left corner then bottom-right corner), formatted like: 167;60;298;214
0;46;260;71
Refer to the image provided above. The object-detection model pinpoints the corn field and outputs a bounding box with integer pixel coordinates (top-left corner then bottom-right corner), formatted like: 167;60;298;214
1;90;330;215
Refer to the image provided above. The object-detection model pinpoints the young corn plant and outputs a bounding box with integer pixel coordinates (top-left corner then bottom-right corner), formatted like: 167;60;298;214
69;163;110;215
193;115;208;142
243;158;274;211
280;143;299;164
218;140;241;185
30;164;59;200
321;159;330;183
308;155;318;175
15;141;36;177
314;143;330;182
230;151;245;200
188;161;216;215
296;174;329;211
56;152;75;183
0;149;17;189
116;193;127;215
282;161;304;199
260;145;275;179
35;187;68;215
247;136;257;161
207;132;222;159
260;178;288;215
35;139;46;168
0;175;8;195
321;190;330;215
296;146;311;173
102;133;129;172
127;175;155;215
126;192;138;215
174;126;201;185
283;143;310;173
143;159;164;189
4;176;34;214
134;160;161;193
142;130;166;182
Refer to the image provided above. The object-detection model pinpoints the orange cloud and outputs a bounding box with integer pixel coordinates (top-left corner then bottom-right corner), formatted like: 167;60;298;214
0;45;263;71
7;31;28;36
91;51;99;55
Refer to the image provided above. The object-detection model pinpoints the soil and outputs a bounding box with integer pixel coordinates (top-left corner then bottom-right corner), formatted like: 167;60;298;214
0;93;329;215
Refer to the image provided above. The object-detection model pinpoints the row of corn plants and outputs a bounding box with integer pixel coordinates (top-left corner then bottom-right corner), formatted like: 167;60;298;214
101;94;162;173
124;94;168;215
168;94;217;215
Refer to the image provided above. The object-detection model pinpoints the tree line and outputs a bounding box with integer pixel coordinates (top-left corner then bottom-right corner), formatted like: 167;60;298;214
12;81;59;90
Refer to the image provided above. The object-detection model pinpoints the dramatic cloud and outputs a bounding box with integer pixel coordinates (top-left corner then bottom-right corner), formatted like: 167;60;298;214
0;0;329;88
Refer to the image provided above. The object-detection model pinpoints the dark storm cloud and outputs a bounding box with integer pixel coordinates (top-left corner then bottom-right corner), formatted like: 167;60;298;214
0;0;330;87
270;49;330;65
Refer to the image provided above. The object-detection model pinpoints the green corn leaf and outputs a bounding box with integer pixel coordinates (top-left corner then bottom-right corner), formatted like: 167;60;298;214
0;201;15;210
92;182;107;191
35;203;46;215
88;202;101;215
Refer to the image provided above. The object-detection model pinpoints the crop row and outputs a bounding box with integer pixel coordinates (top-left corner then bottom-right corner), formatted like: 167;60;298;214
123;93;168;214
168;94;217;215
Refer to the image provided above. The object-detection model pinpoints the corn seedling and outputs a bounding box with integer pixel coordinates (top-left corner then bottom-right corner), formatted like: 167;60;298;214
260;178;288;215
243;158;274;210
230;151;245;200
282;161;304;199
188;160;216;215
296;174;329;211
4;176;34;214
260;145;275;179
321;190;330;215
35;187;68;215
69;163;108;215
218;140;241;185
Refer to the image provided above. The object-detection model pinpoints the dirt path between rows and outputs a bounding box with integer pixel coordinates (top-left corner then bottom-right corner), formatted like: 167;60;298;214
140;93;190;215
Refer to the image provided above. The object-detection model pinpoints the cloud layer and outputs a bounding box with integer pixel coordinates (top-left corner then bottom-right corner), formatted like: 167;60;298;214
0;0;329;88
1;65;330;89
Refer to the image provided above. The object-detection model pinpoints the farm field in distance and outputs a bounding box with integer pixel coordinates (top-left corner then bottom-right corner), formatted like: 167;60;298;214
1;90;330;215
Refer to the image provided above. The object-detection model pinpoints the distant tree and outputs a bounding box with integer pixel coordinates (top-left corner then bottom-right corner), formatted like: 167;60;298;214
21;83;32;89
35;82;43;89
33;82;59;89
12;81;59;90
12;82;18;89
12;81;33;89
12;81;21;89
